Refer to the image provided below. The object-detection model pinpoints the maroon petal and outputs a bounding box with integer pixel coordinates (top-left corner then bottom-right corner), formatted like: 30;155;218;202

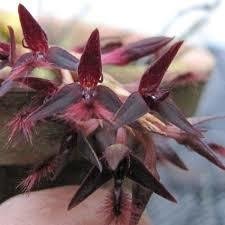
128;154;177;203
114;92;149;128
209;143;225;157
68;165;111;210
0;53;35;97
139;41;183;95
156;98;202;137
8;26;16;66
154;133;188;170
77;133;102;171
102;36;173;65
78;29;102;88
96;85;122;113
26;83;82;123
46;47;79;71
156;144;188;170
18;4;48;53
15;77;57;95
178;136;225;170
51;133;77;180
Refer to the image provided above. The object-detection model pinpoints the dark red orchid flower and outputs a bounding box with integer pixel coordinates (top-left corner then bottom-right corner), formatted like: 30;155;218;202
7;29;124;172
114;41;225;171
10;29;122;140
0;4;79;97
3;7;225;225
114;41;200;136
67;144;176;217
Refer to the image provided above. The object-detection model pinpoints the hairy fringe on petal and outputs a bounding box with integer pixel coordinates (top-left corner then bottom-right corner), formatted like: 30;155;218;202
6;108;36;145
17;156;57;192
99;190;131;225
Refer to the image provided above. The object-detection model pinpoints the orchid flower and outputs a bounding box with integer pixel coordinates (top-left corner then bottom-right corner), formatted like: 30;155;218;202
0;4;79;97
2;4;225;225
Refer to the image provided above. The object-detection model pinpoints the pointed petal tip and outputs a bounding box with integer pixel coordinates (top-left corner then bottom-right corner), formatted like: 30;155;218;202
167;192;177;203
78;28;102;88
67;201;77;211
139;40;183;94
18;3;48;52
18;3;30;19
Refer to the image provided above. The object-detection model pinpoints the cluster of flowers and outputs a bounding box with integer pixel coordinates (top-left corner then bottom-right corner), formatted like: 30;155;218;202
0;4;225;225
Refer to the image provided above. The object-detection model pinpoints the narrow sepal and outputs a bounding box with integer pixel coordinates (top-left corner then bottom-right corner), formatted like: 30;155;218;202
68;165;111;209
78;29;102;88
154;135;188;170
178;136;225;170
51;132;77;180
157;148;188;170
8;26;16;66
156;97;202;137
102;36;173;65
77;133;102;171
46;47;79;71
114;92;149;128
209;143;225;157
139;41;183;94
0;53;34;97
96;85;122;113
26;83;82;123
128;154;176;203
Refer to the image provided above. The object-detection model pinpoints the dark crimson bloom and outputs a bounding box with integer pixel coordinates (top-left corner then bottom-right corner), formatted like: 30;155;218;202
0;4;79;97
3;5;225;225
7;29;123;171
14;29;122;136
68;143;176;223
